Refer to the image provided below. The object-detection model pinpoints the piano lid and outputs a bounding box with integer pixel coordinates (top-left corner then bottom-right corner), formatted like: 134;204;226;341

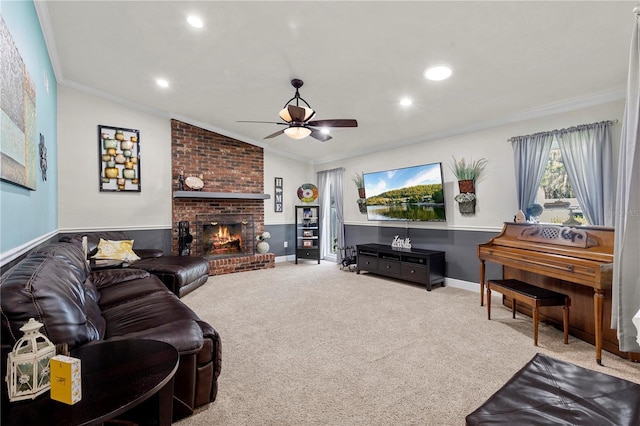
480;222;614;263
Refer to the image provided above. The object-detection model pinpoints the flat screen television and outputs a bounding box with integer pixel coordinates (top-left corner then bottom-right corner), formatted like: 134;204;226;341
362;162;446;221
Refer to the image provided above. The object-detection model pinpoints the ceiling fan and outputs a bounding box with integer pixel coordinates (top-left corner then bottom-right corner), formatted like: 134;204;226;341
239;79;358;142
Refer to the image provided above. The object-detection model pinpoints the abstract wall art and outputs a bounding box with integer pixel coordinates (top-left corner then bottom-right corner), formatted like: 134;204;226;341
1;17;38;190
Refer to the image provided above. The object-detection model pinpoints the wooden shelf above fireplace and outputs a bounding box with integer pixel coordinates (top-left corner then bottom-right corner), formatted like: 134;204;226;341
173;191;270;200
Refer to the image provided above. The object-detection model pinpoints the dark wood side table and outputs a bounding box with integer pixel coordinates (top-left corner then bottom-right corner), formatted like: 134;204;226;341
2;339;179;426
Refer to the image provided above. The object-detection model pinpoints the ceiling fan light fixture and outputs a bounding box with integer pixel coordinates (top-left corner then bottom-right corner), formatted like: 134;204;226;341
284;126;312;140
279;106;315;122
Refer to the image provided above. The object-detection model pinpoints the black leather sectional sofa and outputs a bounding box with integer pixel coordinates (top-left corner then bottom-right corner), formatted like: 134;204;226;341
0;242;221;420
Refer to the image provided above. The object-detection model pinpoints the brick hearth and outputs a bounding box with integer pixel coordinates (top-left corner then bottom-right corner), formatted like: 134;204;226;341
171;119;275;275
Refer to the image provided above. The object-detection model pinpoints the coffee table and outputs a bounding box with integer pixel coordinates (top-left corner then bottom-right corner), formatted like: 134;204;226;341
2;339;179;426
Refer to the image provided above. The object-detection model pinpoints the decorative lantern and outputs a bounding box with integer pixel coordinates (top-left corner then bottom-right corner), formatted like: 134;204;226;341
5;318;56;402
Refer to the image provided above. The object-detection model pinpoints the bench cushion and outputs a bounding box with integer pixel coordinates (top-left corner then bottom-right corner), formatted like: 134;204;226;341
489;279;567;303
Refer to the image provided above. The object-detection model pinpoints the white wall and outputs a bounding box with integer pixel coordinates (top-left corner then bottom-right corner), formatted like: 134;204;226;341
58;86;313;231
263;150;315;226
58;86;172;231
318;100;625;231
58;85;623;233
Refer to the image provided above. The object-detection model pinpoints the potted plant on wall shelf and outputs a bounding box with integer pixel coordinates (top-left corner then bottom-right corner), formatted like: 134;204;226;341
450;156;487;215
454;192;477;215
450;156;487;193
352;172;366;199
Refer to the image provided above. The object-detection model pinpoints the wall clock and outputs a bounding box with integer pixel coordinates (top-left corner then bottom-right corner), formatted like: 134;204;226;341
297;183;318;203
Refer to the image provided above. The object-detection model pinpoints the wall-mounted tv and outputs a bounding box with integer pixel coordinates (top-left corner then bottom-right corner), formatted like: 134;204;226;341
362;162;446;221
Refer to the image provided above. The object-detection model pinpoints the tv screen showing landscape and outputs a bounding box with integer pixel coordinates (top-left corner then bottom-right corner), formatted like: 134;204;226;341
362;162;446;221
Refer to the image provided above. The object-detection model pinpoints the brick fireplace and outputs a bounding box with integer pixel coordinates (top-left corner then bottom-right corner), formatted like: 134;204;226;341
171;119;274;275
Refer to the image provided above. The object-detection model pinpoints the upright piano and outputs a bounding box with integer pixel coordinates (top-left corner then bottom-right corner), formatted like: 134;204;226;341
478;222;638;365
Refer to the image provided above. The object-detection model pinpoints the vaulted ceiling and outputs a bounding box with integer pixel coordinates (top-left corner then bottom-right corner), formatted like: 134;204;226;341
36;1;636;164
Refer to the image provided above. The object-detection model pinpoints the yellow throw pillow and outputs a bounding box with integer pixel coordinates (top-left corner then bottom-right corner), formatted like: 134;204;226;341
94;239;140;262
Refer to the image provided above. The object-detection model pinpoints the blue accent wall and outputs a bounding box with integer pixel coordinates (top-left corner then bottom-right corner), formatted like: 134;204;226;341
0;0;58;255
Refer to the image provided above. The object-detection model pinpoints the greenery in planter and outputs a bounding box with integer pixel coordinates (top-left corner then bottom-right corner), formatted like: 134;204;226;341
352;172;365;189
449;156;488;181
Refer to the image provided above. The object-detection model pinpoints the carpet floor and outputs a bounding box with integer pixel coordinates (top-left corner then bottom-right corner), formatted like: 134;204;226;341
177;260;640;425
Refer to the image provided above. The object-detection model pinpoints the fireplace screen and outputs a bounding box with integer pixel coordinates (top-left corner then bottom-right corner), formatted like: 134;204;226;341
196;214;255;258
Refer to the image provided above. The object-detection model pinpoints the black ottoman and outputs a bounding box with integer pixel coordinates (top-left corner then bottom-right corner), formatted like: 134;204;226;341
466;353;640;425
134;255;210;298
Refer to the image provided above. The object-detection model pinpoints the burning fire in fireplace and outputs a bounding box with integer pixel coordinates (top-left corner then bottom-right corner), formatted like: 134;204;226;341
196;214;255;258
203;223;243;256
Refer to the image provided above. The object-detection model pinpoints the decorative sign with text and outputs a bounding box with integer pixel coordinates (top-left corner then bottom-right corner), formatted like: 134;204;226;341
274;177;283;212
391;235;412;249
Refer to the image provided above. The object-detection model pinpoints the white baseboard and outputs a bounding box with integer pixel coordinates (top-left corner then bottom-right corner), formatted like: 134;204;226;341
445;277;479;293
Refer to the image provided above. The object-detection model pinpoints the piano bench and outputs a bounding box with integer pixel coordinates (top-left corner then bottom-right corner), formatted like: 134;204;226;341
487;279;570;346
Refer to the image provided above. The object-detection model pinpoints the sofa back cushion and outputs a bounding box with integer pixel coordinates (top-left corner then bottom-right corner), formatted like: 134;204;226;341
60;231;129;258
0;243;106;349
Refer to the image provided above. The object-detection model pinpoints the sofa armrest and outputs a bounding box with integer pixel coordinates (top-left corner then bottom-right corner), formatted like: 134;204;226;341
134;248;164;259
91;268;151;289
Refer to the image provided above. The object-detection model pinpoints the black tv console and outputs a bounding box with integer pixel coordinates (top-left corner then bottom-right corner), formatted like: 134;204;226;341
356;243;445;291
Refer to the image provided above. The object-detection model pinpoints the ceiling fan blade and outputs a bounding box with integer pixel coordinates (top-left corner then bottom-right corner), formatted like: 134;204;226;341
237;121;287;125
309;128;332;142
264;129;285;139
286;105;314;122
306;119;358;128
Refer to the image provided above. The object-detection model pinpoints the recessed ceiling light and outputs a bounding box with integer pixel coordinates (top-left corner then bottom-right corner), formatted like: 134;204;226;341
321;128;330;135
424;66;452;81
187;15;203;28
156;79;169;88
400;97;412;107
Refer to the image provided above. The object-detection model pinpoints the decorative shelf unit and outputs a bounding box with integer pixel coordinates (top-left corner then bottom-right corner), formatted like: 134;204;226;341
356;243;445;291
295;205;320;264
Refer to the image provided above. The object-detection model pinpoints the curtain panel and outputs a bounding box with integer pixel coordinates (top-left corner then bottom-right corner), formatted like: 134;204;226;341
317;168;345;263
612;6;640;353
557;122;614;227
511;133;553;212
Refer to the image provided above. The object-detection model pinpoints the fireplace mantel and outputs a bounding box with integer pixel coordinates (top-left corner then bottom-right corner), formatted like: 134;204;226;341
173;191;270;200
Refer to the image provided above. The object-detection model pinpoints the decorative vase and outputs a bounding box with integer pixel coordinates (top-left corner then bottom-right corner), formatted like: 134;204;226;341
257;241;270;254
458;179;475;193
357;188;366;199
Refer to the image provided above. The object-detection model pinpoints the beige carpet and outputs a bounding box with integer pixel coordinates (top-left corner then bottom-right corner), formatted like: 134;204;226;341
177;261;640;425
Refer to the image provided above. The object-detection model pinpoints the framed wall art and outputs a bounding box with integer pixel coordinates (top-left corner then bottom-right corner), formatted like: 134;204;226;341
1;18;37;191
98;125;140;192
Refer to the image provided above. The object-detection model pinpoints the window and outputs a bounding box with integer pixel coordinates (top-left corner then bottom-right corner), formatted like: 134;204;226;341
512;120;614;227
535;143;585;225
